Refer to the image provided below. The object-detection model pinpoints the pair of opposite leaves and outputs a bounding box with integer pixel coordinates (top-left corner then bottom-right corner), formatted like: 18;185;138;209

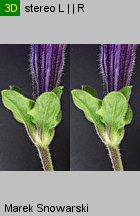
2;85;132;149
71;85;132;148
1;86;63;149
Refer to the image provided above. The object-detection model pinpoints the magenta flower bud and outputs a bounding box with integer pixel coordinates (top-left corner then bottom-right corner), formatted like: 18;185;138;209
30;44;67;98
101;44;137;93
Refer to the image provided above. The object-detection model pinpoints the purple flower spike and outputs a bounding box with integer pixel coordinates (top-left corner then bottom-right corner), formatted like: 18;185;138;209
30;44;67;98
101;44;137;93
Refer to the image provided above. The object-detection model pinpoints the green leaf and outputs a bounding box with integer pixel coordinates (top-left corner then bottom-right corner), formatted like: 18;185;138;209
97;92;128;134
82;85;98;98
71;89;104;132
28;92;61;146
9;85;24;95
1;90;35;133
52;86;64;99
119;86;132;102
125;105;133;125
56;111;62;124
71;88;133;147
115;127;125;147
52;87;63;127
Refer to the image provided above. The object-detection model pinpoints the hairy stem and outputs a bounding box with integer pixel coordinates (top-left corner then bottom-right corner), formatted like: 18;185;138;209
107;146;123;171
37;146;54;171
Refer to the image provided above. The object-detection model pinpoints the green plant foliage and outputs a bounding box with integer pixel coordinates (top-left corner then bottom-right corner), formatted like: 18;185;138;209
52;86;64;99
124;105;133;125
1;90;35;133
1;86;63;148
28;92;61;147
71;89;105;133
97;92;128;131
9;85;24;95
71;86;133;147
82;85;98;98
120;86;132;101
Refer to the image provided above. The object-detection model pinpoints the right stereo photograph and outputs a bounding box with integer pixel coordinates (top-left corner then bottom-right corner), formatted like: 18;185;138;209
70;44;140;171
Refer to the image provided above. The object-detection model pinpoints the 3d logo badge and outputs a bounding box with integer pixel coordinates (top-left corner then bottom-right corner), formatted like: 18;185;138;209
0;0;20;16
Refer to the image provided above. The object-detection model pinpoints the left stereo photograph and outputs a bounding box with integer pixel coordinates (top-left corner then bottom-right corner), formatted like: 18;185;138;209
0;44;70;171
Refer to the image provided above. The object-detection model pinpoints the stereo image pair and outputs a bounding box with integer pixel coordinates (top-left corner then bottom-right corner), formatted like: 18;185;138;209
0;44;139;171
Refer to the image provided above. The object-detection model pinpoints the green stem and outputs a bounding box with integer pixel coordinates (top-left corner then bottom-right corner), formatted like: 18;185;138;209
107;146;123;171
37;146;54;171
